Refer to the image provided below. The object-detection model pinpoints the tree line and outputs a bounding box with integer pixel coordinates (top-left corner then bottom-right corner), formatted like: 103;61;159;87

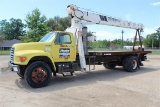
0;8;159;48
0;9;70;42
143;30;160;48
88;39;134;49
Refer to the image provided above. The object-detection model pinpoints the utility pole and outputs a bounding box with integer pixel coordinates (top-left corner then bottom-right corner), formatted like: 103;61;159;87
152;38;154;49
121;30;124;48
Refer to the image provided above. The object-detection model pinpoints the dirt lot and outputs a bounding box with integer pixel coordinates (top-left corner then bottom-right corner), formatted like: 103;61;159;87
0;55;160;107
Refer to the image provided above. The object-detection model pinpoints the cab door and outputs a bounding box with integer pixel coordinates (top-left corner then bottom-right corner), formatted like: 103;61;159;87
52;32;76;62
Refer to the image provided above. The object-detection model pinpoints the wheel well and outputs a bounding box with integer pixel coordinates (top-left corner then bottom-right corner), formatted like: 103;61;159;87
121;55;134;64
28;56;56;74
121;55;140;65
121;55;138;61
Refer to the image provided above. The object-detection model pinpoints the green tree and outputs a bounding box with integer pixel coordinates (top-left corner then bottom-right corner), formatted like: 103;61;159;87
47;16;71;31
124;39;133;46
112;39;122;45
87;31;92;37
0;33;4;43
0;18;25;40
102;39;110;48
156;27;160;49
143;33;160;47
22;8;48;42
88;39;111;48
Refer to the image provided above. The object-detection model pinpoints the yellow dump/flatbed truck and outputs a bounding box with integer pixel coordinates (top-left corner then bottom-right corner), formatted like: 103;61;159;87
9;4;151;88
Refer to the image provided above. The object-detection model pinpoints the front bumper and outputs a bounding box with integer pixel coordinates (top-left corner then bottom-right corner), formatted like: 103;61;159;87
8;62;20;72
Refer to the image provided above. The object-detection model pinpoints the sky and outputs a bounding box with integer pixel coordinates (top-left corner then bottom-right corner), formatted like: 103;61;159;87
0;0;160;40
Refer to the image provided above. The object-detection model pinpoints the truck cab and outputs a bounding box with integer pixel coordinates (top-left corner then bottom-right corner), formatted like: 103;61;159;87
9;31;78;88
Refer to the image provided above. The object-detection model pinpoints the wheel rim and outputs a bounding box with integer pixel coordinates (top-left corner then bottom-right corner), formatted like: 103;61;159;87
31;67;47;83
132;60;137;69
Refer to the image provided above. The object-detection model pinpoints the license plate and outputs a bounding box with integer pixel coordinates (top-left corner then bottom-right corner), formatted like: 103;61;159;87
13;67;18;72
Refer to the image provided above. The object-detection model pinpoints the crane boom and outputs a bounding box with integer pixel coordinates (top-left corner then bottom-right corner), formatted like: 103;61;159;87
67;4;143;30
66;4;144;71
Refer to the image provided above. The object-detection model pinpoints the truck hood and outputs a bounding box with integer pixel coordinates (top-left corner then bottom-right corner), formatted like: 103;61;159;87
12;42;49;52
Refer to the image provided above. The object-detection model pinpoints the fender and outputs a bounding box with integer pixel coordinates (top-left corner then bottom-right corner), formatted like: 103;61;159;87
13;50;56;71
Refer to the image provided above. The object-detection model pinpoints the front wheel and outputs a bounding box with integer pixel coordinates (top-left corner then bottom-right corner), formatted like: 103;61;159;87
17;66;25;78
24;61;52;88
17;72;24;78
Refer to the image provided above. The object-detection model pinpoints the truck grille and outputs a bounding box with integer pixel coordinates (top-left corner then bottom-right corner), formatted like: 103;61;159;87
10;47;14;63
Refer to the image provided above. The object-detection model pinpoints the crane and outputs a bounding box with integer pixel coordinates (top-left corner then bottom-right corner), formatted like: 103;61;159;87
9;4;151;88
66;4;144;71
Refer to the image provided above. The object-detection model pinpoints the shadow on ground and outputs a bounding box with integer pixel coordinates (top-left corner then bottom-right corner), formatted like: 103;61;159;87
15;66;159;93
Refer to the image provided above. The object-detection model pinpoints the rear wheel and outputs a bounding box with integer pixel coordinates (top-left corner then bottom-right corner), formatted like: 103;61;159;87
122;57;128;70
24;61;52;88
126;56;139;72
103;63;116;69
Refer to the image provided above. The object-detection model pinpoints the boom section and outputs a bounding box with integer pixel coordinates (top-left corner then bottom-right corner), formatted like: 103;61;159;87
67;4;143;30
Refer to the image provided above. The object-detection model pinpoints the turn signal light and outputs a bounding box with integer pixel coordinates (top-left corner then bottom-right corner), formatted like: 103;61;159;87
19;57;27;62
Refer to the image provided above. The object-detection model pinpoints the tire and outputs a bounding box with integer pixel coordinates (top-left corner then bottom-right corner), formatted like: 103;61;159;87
103;63;116;69
122;57;128;70
24;61;52;88
103;63;107;68
17;72;24;78
17;66;25;78
126;56;139;72
137;56;143;67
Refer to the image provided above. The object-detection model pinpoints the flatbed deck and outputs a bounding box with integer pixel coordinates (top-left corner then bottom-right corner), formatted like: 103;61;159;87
88;50;152;56
83;50;152;69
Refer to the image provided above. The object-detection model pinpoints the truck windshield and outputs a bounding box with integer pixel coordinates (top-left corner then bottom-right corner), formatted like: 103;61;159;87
39;32;56;42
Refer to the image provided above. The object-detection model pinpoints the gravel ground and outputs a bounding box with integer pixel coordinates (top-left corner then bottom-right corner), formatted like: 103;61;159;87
0;55;160;107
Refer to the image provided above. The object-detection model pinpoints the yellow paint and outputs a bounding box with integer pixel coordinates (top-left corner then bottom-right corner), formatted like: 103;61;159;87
12;32;76;70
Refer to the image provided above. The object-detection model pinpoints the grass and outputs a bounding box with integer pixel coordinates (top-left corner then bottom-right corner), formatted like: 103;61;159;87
148;50;160;55
0;50;10;55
